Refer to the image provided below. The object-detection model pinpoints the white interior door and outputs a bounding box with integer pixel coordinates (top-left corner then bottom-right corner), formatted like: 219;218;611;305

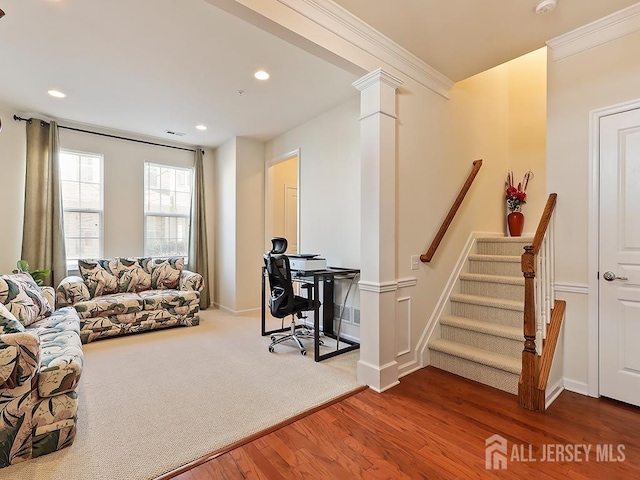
599;108;640;406
284;185;298;254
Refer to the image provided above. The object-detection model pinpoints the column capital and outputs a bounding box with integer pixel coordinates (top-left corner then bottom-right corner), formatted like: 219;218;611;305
352;68;403;92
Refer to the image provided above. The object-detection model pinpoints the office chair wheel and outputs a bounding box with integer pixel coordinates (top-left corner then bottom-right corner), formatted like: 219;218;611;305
301;349;306;356
319;340;324;346
270;336;276;342
268;346;274;353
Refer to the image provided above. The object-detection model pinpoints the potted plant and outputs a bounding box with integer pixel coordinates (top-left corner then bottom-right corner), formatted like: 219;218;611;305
13;260;51;286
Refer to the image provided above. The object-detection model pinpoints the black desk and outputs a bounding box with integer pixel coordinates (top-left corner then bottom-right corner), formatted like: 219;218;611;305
261;266;361;362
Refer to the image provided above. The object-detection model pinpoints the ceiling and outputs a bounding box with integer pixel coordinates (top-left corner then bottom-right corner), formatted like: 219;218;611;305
0;0;359;148
333;0;639;82
0;1;636;148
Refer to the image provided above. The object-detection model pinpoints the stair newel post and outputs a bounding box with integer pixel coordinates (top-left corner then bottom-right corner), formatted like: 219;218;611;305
519;246;539;410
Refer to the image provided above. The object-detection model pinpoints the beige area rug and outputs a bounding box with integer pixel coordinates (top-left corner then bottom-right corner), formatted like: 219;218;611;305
2;309;362;480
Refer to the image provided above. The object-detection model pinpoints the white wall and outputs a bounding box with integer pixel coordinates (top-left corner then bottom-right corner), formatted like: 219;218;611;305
547;29;640;392
214;137;237;311
0;108;27;273
266;95;361;269
0;114;215;302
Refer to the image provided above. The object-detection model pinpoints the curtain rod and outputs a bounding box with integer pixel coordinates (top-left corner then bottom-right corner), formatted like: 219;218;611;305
13;115;202;154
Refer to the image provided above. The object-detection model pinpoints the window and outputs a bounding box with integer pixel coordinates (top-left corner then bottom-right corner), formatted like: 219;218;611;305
144;162;192;258
60;150;104;269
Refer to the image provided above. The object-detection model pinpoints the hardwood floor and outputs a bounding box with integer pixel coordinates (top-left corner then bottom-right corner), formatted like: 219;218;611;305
169;367;640;479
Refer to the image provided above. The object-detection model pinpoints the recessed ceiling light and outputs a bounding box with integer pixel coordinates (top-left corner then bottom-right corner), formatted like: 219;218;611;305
48;89;66;98
195;125;207;131
254;70;270;81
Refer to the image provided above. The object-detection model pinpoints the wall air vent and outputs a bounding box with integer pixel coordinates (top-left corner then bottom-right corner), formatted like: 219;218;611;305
165;130;186;136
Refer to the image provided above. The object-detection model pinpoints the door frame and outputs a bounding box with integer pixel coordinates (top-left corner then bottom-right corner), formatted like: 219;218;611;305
264;148;301;253
588;97;640;397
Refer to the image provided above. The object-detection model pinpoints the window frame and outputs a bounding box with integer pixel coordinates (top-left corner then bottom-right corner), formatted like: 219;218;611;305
143;161;193;259
59;149;105;271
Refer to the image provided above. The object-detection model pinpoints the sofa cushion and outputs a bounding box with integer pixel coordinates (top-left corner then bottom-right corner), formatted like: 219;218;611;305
139;289;200;311
28;307;80;336
117;257;152;293
0;303;25;334
151;257;184;290
38;330;83;397
74;293;144;319
78;259;119;298
0;272;53;326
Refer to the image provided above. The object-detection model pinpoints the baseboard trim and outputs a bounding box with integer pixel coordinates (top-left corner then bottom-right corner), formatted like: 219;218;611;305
563;378;590;396
357;359;399;392
212;303;260;315
545;377;565;409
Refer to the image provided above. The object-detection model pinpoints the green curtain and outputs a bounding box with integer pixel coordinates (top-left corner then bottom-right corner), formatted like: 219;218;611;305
22;119;67;287
189;148;210;309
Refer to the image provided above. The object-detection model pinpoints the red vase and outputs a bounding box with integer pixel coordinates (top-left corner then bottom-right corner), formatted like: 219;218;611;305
507;211;524;237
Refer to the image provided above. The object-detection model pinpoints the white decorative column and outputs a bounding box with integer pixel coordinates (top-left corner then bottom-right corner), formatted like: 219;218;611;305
353;68;403;392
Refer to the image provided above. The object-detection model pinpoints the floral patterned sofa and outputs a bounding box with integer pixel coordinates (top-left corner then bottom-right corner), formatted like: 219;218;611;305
0;272;82;467
56;257;203;344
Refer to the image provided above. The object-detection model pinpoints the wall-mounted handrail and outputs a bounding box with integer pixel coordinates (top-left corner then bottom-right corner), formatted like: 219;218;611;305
519;193;563;412
421;159;482;263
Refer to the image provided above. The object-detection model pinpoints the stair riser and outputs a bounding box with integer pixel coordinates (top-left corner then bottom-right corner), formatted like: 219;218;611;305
430;352;519;395
441;325;523;358
469;260;521;277
461;280;524;301
451;301;523;328
476;241;530;256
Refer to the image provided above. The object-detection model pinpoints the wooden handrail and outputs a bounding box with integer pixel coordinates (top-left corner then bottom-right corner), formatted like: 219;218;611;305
518;193;561;412
531;193;557;255
421;159;482;262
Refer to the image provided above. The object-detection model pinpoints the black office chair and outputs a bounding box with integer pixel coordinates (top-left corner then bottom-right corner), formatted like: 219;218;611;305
264;237;318;355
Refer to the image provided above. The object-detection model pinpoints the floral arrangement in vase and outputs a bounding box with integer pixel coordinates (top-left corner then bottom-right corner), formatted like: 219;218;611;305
505;170;533;212
505;170;533;237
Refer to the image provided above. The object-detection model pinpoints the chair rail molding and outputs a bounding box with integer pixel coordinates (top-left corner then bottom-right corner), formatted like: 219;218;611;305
277;0;453;97
547;2;640;61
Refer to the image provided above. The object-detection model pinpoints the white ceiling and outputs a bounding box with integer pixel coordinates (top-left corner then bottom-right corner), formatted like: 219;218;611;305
333;0;639;82
0;0;360;148
1;1;636;149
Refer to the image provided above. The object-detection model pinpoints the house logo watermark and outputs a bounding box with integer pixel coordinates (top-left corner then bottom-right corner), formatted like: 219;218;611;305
485;434;626;470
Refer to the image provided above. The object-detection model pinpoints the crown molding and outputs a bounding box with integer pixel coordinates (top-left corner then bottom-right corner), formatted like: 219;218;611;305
352;68;403;92
277;0;453;98
547;2;640;61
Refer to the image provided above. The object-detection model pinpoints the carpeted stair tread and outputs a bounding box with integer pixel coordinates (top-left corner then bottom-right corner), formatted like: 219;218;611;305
459;273;524;285
450;293;524;311
476;236;533;243
468;254;520;263
429;338;521;374
440;315;522;340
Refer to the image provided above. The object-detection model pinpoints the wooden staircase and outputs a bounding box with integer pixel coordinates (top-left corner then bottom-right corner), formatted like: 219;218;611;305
428;237;532;395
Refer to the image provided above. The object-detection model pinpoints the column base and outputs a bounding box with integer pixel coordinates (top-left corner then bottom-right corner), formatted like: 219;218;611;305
357;359;400;392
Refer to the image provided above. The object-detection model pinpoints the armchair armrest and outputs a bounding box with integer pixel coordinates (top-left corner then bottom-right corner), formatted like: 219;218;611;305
0;331;40;390
180;270;204;292
41;286;55;311
56;276;91;307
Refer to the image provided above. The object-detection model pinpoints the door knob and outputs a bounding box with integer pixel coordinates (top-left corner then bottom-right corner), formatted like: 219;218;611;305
603;271;628;281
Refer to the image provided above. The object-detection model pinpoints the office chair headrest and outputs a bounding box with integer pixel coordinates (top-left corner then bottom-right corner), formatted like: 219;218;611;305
270;237;288;254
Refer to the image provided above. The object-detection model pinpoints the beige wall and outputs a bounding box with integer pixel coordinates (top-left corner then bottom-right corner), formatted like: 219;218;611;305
268;156;298;243
0;108;27;273
548;29;640;391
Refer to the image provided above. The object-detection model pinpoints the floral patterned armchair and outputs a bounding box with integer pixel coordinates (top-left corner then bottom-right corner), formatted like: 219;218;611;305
0;273;82;467
56;257;204;344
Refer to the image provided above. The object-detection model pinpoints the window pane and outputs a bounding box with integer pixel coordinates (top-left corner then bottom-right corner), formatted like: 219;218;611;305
175;192;191;214
80;212;100;237
80;238;100;259
65;238;81;260
80;156;100;183
62;181;81;209
60;153;79;181
80;183;101;210
64;212;80;238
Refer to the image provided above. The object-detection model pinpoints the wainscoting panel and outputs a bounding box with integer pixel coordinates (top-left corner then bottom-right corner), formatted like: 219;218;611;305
397;296;411;356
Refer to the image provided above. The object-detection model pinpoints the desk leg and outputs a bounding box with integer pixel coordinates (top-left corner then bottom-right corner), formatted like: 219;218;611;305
314;274;320;362
322;276;335;335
